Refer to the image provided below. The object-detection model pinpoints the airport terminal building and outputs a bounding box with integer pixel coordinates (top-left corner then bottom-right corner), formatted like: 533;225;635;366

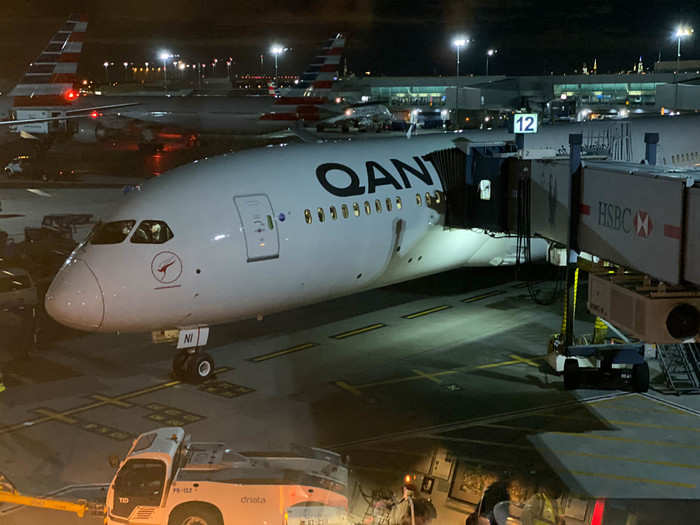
339;71;699;125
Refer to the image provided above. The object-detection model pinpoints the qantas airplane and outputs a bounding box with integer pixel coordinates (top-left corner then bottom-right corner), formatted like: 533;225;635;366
43;133;547;381
43;113;700;382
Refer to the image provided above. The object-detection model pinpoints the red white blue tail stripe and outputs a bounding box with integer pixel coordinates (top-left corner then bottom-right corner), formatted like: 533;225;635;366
9;14;87;107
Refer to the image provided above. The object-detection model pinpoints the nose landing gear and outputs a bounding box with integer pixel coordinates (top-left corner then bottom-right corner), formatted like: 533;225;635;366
173;349;215;383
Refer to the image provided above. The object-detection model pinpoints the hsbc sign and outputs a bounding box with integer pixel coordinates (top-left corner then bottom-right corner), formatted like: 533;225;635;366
597;201;654;239
579;166;686;285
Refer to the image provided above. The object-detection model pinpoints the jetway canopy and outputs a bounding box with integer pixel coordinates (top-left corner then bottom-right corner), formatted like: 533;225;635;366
529;160;700;286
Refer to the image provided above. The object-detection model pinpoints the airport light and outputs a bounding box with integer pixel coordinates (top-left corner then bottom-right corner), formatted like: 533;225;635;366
103;61;109;84
452;36;469;128
270;44;287;80
159;50;172;91
486;49;497;76
673;25;693;110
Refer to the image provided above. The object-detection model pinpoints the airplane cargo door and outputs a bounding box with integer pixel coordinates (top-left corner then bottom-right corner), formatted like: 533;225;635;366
233;194;279;262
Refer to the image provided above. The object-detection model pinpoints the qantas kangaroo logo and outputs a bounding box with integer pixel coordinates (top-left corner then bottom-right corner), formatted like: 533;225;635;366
151;251;183;284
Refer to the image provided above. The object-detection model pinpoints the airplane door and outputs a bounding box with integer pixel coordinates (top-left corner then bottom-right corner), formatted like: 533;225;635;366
233;194;280;262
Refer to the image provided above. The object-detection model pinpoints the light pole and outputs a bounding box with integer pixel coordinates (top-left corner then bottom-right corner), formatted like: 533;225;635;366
123;62;129;81
674;26;693;110
270;45;286;81
452;36;468;128
159;50;171;91
103;61;109;84
486;49;497;76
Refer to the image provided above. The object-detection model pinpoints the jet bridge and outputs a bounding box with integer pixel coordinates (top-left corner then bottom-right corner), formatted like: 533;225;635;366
527;157;700;343
441;131;700;390
442;132;700;343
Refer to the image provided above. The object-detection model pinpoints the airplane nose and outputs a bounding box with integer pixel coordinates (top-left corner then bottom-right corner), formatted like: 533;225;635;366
45;259;104;331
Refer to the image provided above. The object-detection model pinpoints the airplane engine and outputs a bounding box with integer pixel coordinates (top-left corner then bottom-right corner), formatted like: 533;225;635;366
73;119;107;143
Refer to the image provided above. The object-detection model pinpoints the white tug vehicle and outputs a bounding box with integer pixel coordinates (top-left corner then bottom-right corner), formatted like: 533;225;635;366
106;427;348;525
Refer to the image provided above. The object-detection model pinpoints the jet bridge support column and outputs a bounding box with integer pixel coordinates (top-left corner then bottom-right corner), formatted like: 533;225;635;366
561;133;583;347
645;132;659;166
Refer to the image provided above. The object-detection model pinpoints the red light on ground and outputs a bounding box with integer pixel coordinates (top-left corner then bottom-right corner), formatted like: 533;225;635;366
90;111;99;118
64;90;78;101
591;499;605;525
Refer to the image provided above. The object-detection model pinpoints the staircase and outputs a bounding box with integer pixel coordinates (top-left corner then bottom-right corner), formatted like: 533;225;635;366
657;343;700;394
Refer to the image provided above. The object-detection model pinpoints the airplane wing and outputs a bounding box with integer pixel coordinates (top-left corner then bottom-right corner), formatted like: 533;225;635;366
0;102;141;126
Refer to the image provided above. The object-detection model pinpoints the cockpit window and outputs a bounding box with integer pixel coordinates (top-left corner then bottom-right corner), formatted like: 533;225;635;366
90;220;135;245
130;220;174;244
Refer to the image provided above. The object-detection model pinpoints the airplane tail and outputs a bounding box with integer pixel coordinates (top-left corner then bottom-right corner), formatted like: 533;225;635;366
298;33;345;96
267;82;279;97
9;13;88;107
275;33;346;104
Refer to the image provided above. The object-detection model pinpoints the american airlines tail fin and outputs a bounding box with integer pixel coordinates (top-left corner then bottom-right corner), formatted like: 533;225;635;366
9;13;88;107
275;33;346;104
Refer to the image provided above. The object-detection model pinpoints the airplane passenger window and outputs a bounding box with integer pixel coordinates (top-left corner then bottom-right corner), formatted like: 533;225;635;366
353;203;360;217
131;220;174;244
416;193;422;206
425;192;432;206
386;198;392;212
330;206;337;220
341;204;349;219
90;220;136;245
317;207;325;222
364;201;371;215
304;209;312;224
375;199;382;213
396;196;402;209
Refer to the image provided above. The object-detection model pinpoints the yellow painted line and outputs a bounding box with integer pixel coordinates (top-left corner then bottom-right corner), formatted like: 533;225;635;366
637;393;694;415
462;290;505;303
120;380;181;400
250;343;317;362
33;408;78;425
411;369;443;384
0;369;224;436
508;354;541;367
482;423;700;449
355;370;458;389
90;394;133;408
474;359;521;369
570;470;695;489
558;450;700;470
334;381;364;397
331;323;386;340
402;305;451;319
335;356;545;394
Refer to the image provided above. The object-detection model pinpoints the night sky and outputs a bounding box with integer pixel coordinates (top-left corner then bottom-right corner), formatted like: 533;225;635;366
0;0;699;83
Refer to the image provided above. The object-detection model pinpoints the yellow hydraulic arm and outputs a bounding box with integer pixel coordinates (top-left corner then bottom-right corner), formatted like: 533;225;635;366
0;475;103;519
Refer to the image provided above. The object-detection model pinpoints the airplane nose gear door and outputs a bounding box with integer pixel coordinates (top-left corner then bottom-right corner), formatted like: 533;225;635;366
233;194;280;262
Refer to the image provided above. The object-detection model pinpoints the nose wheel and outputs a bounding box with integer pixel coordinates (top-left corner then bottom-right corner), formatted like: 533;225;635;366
173;349;215;383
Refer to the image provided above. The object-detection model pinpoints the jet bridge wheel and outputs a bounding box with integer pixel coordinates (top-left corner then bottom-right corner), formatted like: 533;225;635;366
563;359;580;390
631;362;650;393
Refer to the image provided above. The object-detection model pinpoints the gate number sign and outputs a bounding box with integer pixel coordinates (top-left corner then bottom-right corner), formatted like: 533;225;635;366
514;113;538;134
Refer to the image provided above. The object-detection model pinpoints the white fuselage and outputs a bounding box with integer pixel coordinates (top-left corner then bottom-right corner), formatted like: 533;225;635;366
45;116;700;334
45;134;543;333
